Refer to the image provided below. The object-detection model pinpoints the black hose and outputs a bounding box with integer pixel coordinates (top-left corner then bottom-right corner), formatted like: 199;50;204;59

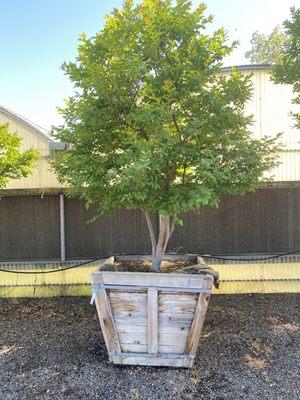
0;250;300;275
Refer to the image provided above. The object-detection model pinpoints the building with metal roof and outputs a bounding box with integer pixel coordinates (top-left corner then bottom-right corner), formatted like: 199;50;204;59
0;105;65;191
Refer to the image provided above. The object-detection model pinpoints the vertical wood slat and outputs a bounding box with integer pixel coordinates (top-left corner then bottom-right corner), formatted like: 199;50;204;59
184;294;209;355
147;288;158;354
94;280;121;362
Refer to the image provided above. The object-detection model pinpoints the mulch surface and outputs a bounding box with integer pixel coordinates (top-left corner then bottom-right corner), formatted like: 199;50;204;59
0;293;299;400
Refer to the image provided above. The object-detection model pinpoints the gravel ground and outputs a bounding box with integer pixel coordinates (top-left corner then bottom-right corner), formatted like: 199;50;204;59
0;293;299;400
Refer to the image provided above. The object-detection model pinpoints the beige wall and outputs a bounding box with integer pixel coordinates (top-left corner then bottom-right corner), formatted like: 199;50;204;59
0;112;62;189
239;68;300;181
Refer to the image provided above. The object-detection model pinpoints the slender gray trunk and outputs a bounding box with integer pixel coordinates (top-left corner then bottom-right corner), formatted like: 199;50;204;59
144;211;175;272
151;250;163;272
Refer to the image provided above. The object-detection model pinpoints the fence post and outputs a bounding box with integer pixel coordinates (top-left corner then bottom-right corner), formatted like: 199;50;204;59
60;193;66;262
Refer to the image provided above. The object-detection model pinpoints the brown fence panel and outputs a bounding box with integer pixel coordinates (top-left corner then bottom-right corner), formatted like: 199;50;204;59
65;199;157;258
169;188;300;254
0;195;60;260
0;188;299;260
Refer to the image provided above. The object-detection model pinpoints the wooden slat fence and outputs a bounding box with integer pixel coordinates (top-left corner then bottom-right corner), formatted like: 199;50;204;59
0;187;300;260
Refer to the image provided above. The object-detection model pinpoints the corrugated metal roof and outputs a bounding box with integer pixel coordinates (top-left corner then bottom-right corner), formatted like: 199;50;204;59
221;64;272;73
0;105;54;143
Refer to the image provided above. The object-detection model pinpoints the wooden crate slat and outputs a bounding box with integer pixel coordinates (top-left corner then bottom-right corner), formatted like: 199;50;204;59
113;311;195;326
109;293;147;313
159;303;197;314
158;344;185;354
114;314;148;325
116;324;148;334
158;325;191;334
110;354;193;368
117;323;191;334
94;282;121;361
92;271;207;289
159;292;199;300
159;296;197;304
121;343;186;354
118;332;148;345
122;343;148;353
159;332;189;346
119;332;189;346
147;288;158;354
109;291;148;302
98;285;209;293
158;312;194;326
184;294;209;356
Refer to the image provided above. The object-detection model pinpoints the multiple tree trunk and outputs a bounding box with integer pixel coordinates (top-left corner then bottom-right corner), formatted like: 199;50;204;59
144;211;175;272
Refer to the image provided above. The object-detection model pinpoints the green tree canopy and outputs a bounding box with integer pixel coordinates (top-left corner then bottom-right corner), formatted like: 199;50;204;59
245;26;288;64
54;0;279;270
0;123;39;189
272;7;300;128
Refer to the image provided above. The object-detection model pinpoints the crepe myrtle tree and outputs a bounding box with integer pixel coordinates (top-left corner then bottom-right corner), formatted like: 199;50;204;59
0;123;38;189
54;0;279;271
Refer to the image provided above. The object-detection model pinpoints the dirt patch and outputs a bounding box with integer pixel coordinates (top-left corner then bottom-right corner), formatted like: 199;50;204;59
250;339;273;356
244;354;268;370
0;294;299;400
265;315;282;325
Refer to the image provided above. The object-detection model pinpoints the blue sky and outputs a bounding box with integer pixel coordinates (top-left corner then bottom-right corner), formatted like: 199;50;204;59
0;0;296;130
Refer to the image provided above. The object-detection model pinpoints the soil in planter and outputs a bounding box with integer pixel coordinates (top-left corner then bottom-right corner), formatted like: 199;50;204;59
107;259;193;273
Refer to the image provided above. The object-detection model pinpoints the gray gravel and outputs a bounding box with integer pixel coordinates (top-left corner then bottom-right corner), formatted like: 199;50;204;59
0;293;299;400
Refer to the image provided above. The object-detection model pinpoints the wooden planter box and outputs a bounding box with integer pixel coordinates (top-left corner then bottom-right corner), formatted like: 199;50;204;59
90;256;214;368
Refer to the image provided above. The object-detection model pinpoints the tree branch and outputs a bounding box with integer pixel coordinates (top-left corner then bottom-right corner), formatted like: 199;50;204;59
172;113;181;133
116;114;149;140
170;219;175;238
144;210;157;254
